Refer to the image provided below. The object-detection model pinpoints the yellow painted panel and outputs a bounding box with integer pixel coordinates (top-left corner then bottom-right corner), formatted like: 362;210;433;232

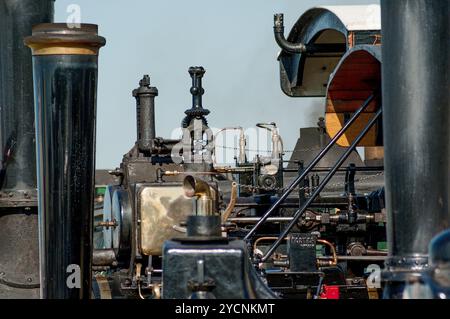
326;113;379;147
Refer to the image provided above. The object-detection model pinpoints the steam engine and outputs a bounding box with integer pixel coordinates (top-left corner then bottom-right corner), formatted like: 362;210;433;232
0;0;449;300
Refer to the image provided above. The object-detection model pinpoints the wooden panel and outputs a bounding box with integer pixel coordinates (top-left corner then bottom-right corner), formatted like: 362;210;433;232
325;113;379;147
326;50;381;113
365;147;384;160
327;90;375;100
328;78;379;91
326;98;379;113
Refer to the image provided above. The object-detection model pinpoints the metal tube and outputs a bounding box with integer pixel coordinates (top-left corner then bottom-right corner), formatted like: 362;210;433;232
318;256;387;262
184;175;212;198
274;13;346;54
317;239;338;267
229;217;305;223
261;109;382;262
183;176;215;216
93;249;117;267
283;167;384;173
133;75;158;153
0;0;54;196
381;0;450;298
25;23;105;299
244;94;376;241
222;182;238;222
0;0;54;299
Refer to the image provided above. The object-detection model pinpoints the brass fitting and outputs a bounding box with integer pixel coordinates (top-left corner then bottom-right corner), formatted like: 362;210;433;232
183;176;215;216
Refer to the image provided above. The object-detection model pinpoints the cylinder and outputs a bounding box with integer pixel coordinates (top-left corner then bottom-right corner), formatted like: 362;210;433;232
93;249;117;267
133;75;158;153
381;0;450;296
186;215;222;237
0;0;54;196
25;23;106;299
0;0;54;299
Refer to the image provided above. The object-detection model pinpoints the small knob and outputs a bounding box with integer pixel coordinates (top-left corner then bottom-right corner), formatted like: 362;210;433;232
189;66;206;78
274;13;284;28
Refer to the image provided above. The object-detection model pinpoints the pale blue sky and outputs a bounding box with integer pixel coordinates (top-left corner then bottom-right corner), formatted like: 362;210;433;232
55;0;378;169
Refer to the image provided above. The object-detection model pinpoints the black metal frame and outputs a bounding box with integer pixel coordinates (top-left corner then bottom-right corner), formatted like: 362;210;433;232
260;108;382;262
244;94;377;241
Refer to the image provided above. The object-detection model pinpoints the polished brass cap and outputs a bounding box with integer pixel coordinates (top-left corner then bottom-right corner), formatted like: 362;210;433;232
24;23;106;56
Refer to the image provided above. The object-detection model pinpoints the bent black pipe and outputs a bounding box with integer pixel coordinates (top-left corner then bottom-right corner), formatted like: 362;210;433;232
274;13;346;54
381;0;450;298
273;13;306;53
25;23;106;299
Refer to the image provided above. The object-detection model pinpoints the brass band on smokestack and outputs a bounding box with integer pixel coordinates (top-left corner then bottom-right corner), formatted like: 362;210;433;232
25;24;105;299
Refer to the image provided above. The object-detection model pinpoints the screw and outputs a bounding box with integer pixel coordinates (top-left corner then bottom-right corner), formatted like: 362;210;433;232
27;278;33;282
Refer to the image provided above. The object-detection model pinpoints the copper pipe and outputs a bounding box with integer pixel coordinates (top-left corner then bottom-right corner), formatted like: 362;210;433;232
253;237;338;268
183;175;216;216
152;284;161;299
222;182;238;222
253;237;281;254
136;263;145;300
317;239;338;267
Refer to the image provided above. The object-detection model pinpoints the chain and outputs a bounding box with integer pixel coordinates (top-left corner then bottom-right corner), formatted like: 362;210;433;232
215;145;321;154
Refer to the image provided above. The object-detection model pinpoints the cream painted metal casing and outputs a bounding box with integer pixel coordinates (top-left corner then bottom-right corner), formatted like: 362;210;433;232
138;183;192;255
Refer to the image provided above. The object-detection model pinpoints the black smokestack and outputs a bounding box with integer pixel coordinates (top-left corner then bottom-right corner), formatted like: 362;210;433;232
133;74;158;153
0;0;54;193
0;0;54;299
381;0;450;298
25;23;106;299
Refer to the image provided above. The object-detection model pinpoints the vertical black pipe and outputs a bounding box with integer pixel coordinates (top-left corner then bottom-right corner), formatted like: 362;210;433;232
0;0;54;299
0;0;54;194
133;75;158;153
381;0;450;298
25;24;105;299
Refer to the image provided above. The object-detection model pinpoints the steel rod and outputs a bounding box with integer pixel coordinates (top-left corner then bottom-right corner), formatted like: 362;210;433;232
261;108;382;262
283;167;384;173
244;94;376;241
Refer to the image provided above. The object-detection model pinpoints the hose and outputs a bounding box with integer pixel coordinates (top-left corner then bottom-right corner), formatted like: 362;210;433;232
222;182;238;222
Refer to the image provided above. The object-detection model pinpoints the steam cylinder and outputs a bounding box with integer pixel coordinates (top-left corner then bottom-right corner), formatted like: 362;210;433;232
25;24;105;299
0;0;54;299
381;0;450;297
